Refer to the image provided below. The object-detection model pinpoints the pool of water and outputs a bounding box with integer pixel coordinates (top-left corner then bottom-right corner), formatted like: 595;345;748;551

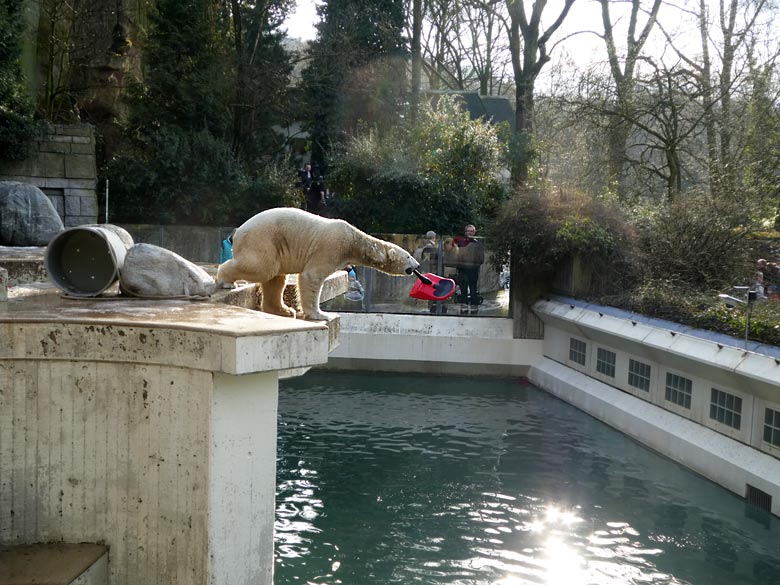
275;372;780;585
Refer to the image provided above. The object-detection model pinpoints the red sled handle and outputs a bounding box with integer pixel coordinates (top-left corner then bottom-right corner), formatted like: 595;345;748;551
412;268;432;285
409;272;457;301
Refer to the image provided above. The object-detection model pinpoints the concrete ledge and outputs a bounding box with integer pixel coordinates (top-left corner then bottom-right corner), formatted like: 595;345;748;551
0;299;330;375
534;298;780;399
530;357;780;515
0;247;48;285
326;356;530;377
0;263;349;375
0;543;108;585
325;313;542;374
210;271;348;316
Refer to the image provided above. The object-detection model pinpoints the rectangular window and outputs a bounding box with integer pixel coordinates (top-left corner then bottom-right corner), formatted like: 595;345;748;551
665;372;692;410
709;388;742;430
628;359;651;392
596;347;616;378
763;408;780;448
569;338;586;366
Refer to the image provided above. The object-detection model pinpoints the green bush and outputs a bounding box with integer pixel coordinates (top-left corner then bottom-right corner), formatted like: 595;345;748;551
599;279;780;346
635;194;756;288
326;96;510;233
489;187;638;294
106;127;299;225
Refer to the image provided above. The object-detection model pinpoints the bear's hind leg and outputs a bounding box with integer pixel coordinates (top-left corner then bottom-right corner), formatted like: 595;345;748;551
260;275;296;318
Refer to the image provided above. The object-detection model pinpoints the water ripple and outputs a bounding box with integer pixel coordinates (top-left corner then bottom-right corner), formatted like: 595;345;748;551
275;372;780;585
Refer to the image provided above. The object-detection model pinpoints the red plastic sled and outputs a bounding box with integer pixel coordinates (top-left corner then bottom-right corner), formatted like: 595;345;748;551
409;273;457;301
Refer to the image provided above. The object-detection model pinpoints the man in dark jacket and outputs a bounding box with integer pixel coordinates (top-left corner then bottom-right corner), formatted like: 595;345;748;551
306;166;327;215
453;224;485;313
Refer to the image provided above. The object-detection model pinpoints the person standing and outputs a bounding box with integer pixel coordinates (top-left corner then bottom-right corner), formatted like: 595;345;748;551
220;228;237;263
415;230;437;272
297;163;313;208
453;224;485;314
306;166;327;215
298;163;313;189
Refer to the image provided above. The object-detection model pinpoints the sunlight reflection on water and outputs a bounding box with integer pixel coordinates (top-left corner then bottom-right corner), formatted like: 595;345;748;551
275;372;780;585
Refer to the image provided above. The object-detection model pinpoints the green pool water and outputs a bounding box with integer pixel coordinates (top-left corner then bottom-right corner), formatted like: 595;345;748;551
275;372;780;585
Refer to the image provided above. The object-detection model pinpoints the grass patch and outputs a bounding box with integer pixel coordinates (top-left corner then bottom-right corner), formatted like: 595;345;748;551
594;280;780;347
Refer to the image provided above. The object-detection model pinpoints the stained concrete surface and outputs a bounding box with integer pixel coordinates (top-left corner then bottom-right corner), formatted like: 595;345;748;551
0;543;107;585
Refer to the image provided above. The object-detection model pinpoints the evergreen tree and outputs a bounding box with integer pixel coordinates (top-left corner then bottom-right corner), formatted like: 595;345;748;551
302;0;406;164
0;0;36;159
128;0;233;136
107;0;298;225
228;0;295;160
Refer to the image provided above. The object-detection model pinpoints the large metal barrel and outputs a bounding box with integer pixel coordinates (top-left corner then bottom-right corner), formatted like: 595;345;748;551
44;226;129;297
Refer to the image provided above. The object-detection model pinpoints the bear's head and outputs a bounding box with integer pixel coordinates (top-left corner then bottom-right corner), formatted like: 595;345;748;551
380;244;420;274
365;241;419;275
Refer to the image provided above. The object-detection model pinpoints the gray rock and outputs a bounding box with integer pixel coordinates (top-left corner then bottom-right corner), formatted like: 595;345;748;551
119;243;216;298
0;181;64;246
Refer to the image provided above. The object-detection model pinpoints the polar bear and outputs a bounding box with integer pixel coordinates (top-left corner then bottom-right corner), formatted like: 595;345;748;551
217;208;419;321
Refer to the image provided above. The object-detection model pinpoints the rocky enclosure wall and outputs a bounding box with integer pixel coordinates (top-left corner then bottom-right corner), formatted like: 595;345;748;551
0;124;98;227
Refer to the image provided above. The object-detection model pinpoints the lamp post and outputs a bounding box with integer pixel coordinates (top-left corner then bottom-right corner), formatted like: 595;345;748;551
718;285;757;349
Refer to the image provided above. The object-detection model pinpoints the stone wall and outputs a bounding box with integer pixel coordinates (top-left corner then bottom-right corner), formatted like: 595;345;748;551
118;224;235;264
0;124;98;227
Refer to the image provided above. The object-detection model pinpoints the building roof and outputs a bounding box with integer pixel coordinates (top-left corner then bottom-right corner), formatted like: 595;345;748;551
427;90;515;131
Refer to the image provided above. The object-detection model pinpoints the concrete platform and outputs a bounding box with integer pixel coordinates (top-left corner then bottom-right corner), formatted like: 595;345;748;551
0;248;347;585
0;543;107;585
0;246;48;286
0;253;347;374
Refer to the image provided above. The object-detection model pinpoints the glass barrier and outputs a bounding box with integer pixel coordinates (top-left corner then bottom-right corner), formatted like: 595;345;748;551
322;235;510;317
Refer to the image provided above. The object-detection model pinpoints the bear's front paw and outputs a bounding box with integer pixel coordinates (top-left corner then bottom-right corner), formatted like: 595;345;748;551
264;305;296;319
304;310;337;322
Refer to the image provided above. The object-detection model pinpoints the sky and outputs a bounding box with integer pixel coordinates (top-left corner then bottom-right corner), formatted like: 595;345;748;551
283;0;664;61
285;0;320;41
282;0;658;75
281;0;771;70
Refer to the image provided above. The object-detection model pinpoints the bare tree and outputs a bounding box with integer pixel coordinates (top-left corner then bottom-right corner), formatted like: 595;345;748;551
413;0;512;93
455;0;512;94
628;58;710;201
504;0;576;185
410;0;423;114
417;0;461;89
600;0;663;198
661;0;776;197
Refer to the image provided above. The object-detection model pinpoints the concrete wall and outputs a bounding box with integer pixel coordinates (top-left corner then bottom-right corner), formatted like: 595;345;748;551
0;295;335;585
326;313;543;376
0;124;98;227
0;358;280;585
118;224;234;265
0;359;212;583
531;358;780;515
530;300;780;515
533;299;780;452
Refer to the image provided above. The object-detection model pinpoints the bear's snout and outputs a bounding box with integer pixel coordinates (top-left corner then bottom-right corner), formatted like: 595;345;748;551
405;255;420;274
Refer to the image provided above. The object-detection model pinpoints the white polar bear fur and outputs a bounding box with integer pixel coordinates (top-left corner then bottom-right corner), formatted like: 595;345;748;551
216;207;420;321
